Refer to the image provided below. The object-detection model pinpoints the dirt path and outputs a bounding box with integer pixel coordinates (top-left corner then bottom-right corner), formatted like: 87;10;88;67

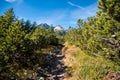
42;44;66;80
37;44;80;80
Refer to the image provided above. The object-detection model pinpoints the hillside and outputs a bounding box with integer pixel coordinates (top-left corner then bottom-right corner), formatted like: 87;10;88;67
62;43;120;80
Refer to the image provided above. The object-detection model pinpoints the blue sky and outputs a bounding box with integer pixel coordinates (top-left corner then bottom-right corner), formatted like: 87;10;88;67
0;0;98;29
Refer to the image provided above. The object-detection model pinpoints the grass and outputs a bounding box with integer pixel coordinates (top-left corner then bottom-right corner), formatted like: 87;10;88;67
64;45;120;80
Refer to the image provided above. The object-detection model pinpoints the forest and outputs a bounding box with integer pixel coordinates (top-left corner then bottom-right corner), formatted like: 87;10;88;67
0;0;120;80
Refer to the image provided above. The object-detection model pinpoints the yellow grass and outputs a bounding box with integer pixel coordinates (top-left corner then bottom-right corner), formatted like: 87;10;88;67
63;43;120;80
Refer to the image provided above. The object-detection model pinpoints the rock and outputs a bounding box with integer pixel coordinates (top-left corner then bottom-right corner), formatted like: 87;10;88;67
106;71;120;80
38;77;44;80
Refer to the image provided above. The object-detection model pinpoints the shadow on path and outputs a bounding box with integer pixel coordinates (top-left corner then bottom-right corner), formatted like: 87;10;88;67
37;44;66;80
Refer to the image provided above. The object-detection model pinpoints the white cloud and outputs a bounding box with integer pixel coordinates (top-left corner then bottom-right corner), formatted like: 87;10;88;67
5;0;23;4
36;2;98;29
5;0;16;3
18;1;98;29
67;1;84;9
68;2;98;27
36;10;67;25
70;2;98;19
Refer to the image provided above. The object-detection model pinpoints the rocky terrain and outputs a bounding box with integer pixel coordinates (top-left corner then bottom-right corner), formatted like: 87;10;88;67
37;44;66;80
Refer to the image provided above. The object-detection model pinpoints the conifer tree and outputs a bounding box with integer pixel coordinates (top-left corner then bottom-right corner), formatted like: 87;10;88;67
98;0;120;22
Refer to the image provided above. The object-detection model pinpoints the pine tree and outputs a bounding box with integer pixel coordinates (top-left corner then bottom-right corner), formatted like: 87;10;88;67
3;8;15;27
98;0;120;22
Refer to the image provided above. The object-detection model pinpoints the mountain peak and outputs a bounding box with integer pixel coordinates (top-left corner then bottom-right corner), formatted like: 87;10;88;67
38;23;50;29
54;25;64;31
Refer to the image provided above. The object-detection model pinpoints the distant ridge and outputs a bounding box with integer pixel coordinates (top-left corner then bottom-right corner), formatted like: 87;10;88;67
38;23;50;29
37;23;65;32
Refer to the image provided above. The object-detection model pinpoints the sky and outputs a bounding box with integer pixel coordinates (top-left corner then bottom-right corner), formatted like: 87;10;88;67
0;0;98;29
